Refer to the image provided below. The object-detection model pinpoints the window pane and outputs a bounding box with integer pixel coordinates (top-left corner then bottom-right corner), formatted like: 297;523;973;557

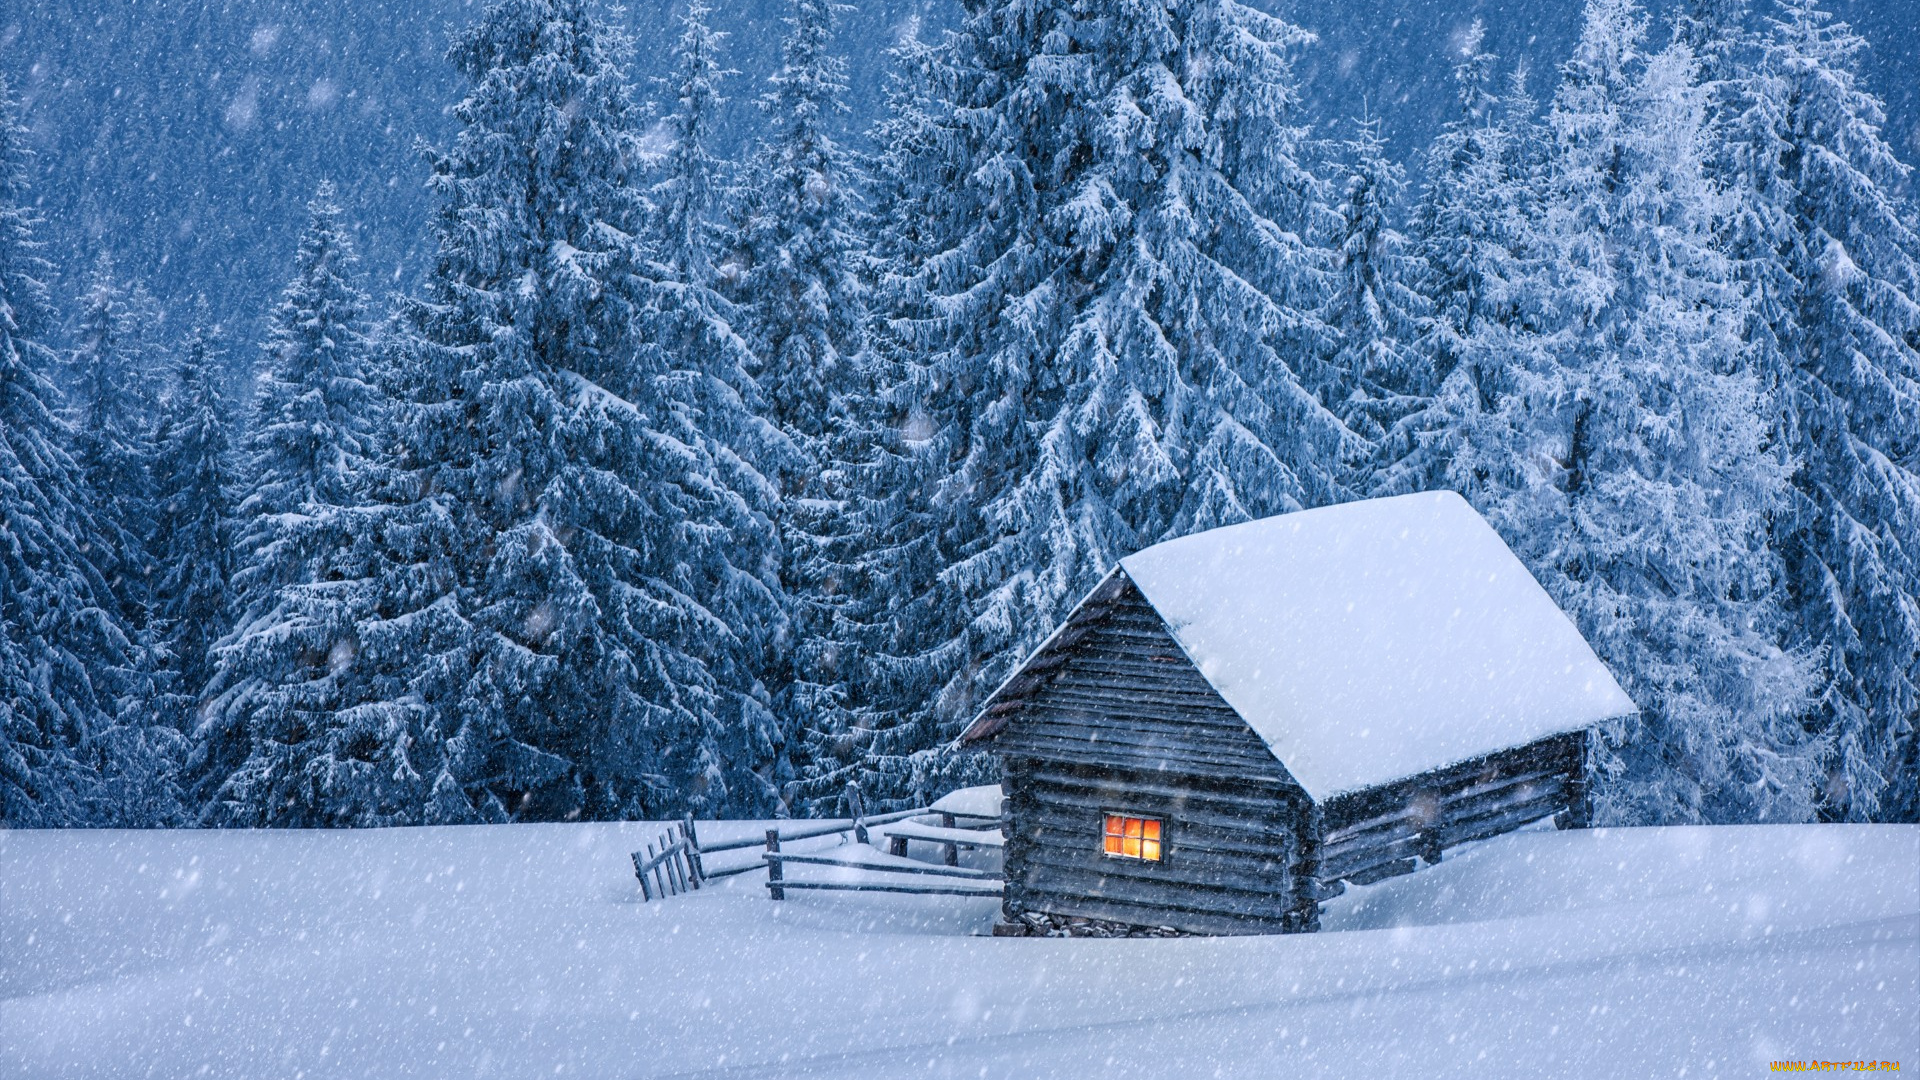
1142;839;1161;861
1143;820;1161;841
1123;836;1141;858
1125;818;1142;838
1105;833;1123;854
1105;814;1123;837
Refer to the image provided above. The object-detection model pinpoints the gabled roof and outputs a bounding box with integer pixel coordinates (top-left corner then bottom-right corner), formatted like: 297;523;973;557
966;491;1637;801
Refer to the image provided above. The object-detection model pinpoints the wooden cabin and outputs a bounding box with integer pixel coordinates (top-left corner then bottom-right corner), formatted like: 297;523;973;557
958;491;1637;937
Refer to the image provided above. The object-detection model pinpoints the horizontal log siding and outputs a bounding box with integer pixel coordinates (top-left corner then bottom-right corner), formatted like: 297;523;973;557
1314;731;1589;887
1002;756;1319;935
993;579;1295;785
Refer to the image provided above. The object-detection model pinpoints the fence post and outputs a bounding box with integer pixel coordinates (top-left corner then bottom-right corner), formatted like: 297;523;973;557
683;815;704;887
940;811;959;866
846;782;869;845
665;830;686;895
765;829;784;901
632;850;653;902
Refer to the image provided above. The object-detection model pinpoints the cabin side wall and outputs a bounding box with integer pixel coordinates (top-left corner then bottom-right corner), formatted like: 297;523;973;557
1314;729;1591;889
989;576;1321;935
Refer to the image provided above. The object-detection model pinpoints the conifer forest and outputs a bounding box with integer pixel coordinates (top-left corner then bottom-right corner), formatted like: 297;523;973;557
3;0;1917;831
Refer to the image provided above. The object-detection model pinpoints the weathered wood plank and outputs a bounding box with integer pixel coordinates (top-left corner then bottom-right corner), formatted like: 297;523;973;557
1343;858;1418;886
1321;732;1584;830
1322;767;1569;850
1025;684;1246;722
1014;791;1294;841
1012;805;1295;859
1013;707;1270;747
1010;878;1301;930
772;881;1003;897
1001;722;1281;771
1013;763;1309;814
996;734;1289;781
1013;867;1296;924
762;853;1003;881
1013;843;1294;895
1008;708;1271;749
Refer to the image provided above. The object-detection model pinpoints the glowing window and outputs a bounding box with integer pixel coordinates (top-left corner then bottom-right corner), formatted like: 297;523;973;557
1102;814;1163;861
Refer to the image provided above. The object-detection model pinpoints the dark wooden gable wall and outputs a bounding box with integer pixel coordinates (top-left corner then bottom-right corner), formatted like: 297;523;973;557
988;570;1323;935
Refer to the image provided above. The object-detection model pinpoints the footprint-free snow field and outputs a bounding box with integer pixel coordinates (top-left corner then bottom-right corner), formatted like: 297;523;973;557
4;822;1914;1078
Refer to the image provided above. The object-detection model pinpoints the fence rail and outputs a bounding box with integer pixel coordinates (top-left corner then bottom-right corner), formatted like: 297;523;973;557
631;783;1007;904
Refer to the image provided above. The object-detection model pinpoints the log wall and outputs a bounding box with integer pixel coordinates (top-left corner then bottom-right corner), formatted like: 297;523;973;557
990;574;1320;935
1314;729;1590;889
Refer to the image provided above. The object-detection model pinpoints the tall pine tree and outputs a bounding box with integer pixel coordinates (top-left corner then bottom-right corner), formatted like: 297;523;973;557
382;0;783;821
152;320;241;757
1440;0;1819;824
1320;116;1429;461
0;79;135;826
729;0;870;810
203;185;414;825
1734;0;1920;821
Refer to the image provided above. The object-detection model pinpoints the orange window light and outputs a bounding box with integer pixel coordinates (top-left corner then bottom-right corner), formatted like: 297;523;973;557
1102;814;1163;861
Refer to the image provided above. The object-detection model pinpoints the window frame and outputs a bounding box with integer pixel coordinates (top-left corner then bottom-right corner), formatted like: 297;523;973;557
1100;811;1166;863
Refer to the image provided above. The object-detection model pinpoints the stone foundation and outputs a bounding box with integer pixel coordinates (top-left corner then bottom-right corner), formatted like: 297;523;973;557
991;911;1195;938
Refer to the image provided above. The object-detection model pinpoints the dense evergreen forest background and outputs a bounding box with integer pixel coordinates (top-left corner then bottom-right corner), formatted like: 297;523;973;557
1;0;1916;829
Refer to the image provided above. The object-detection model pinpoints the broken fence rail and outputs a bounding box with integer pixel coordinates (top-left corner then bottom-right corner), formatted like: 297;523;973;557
632;818;702;902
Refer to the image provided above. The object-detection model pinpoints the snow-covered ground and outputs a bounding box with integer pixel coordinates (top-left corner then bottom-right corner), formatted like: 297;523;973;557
4;821;1914;1078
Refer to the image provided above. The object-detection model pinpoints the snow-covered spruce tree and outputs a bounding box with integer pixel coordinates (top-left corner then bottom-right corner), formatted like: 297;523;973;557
653;0;732;287
63;255;186;825
1486;1;1820;824
385;0;781;821
732;0;866;445
1375;34;1552;498
1729;0;1920;821
641;0;792;816
1319;116;1428;460
726;0;871;808
0;79;139;826
151;321;242;749
832;0;1354;804
787;31;972;811
67;254;161;626
200;184;420;826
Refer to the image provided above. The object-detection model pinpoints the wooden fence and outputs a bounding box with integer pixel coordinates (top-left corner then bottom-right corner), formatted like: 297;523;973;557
632;806;932;902
633;783;1008;904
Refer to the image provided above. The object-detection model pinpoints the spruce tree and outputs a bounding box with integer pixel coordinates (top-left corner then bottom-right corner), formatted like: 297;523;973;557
65;256;185;825
152;321;241;752
0;79;133;825
833;0;1353;804
1320;117;1429;458
202;185;419;825
1446;1;1820;824
382;0;782;821
67;254;160;626
1377;39;1550;498
653;0;732;286
1737;0;1920;821
727;0;870;808
644;0;792;816
790;32;971;810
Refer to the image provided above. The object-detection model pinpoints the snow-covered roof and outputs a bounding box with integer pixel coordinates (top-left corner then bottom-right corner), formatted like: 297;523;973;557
1116;491;1636;801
